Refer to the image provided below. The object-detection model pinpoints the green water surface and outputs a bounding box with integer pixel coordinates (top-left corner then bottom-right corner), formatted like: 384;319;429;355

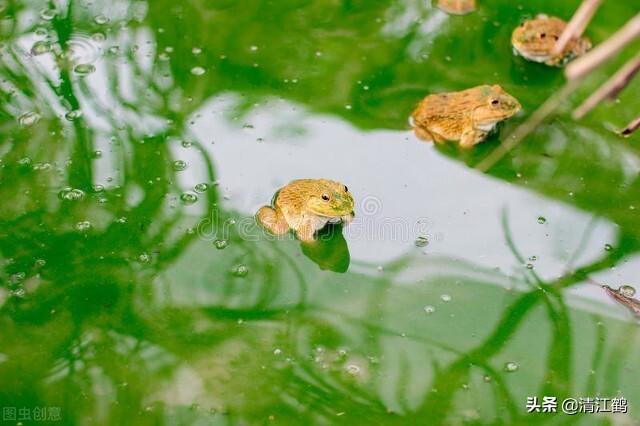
1;0;640;424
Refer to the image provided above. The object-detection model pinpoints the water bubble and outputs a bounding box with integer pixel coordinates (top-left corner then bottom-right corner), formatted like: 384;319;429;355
34;259;47;267
250;45;258;51
75;221;92;231
74;64;96;75
537;216;546;224
190;66;206;76
18;111;41;127
273;348;282;355
94;15;109;25
30;40;51;55
232;264;249;277
604;244;613;251
107;46;120;55
34;27;48;37
92;184;105;192
345;364;361;376
64;110;83;121
32;162;51;171
213;239;228;249
91;33;106;42
504;361;519;372
194;183;209;193
415;236;429;248
441;294;451;302
526;263;534;270
58;187;85;201
180;192;198;205
181;140;192;148
138;253;150;263
116;217;127;224
424;305;435;314
92;150;102;159
172;160;187;171
39;8;57;20
619;285;636;298
9;272;25;284
192;47;202;55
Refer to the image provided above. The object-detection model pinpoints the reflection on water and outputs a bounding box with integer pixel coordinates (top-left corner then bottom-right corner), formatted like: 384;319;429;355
1;0;640;424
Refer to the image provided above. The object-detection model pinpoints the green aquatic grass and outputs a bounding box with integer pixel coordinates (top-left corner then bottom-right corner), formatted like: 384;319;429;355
1;0;640;424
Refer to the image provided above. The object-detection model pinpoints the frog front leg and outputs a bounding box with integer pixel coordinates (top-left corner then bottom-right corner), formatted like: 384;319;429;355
256;206;290;236
459;128;488;149
296;215;328;243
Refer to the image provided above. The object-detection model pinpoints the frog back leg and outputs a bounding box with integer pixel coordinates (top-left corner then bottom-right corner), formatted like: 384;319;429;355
256;206;289;236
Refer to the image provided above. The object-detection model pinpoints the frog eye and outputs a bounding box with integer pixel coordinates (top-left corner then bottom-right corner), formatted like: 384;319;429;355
491;99;499;105
321;194;330;201
344;185;349;192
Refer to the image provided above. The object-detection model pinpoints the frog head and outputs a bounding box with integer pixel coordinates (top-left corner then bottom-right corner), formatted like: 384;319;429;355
306;179;355;219
471;85;521;127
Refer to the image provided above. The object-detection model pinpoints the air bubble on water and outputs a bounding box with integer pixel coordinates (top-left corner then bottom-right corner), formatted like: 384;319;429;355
116;217;127;224
194;183;209;193
181;140;192;148
92;150;102;159
39;8;57;20
273;348;282;355
58;187;85;201
31;40;51;55
75;220;92;231
9;272;25;284
537;216;546;224
213;239;228;249
528;255;537;261
504;361;519;372
32;162;51;171
138;253;150;263
345;364;361;376
180;192;198;205
619;285;636;297
377;265;384;272
93;184;105;192
18;111;40;127
94;15;109;25
604;244;613;251
173;160;187;171
65;110;83;121
441;294;451;302
424;305;435;314
250;45;258;51
190;66;206;76
18;157;32;166
415;236;429;247
232;264;249;277
35;259;46;267
192;47;202;55
107;46;120;55
525;263;534;270
91;33;106;42
73;64;96;75
345;105;352;110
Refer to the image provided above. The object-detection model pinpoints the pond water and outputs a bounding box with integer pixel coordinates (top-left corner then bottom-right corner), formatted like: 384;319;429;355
1;0;640;424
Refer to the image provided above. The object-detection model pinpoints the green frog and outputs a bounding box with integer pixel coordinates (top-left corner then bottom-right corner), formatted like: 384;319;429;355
256;179;355;242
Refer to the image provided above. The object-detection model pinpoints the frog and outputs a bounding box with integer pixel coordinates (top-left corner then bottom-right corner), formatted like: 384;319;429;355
437;0;476;15
256;179;355;243
410;84;521;148
511;15;591;66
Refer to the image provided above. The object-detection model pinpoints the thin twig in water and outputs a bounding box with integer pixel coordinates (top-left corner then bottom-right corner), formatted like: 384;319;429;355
620;116;640;136
573;53;640;119
565;13;640;81
552;0;602;57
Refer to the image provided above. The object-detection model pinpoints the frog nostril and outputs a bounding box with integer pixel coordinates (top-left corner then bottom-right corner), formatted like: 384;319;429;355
540;32;546;38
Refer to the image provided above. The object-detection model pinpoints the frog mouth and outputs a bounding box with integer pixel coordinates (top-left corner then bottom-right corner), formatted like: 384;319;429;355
513;46;551;63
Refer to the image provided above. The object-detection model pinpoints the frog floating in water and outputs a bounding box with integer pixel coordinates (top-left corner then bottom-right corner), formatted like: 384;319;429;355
256;179;355;243
511;15;591;66
437;0;476;15
410;84;521;148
